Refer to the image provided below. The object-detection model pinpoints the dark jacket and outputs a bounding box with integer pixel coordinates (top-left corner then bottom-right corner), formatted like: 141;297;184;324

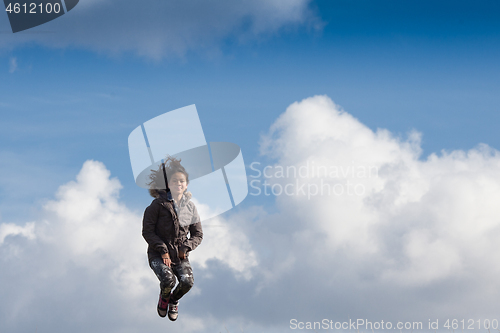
142;190;203;263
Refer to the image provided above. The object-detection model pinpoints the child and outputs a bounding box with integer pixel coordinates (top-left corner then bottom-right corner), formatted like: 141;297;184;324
142;157;203;320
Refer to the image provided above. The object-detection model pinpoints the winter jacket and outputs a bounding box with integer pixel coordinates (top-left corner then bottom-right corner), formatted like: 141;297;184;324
142;190;203;263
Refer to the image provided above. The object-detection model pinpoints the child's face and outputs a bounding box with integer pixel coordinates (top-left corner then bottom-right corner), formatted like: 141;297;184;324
169;172;187;195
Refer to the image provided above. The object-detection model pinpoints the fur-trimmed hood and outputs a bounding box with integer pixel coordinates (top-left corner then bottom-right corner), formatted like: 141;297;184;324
149;188;192;202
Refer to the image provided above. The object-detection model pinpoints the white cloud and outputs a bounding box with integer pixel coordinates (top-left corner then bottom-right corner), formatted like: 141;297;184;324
0;221;35;244
0;0;319;59
189;200;258;280
254;95;500;321
0;160;258;333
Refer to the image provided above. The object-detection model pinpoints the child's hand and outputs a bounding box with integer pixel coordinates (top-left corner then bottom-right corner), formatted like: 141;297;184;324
179;250;186;260
161;253;171;267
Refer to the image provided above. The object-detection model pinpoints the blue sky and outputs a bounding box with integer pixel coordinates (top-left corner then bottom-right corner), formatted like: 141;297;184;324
1;1;500;332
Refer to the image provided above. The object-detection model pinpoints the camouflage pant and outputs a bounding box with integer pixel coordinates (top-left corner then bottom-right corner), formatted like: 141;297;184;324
149;257;194;302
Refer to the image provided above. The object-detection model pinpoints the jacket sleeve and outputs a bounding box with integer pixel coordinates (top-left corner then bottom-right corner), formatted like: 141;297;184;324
182;204;203;252
142;199;168;255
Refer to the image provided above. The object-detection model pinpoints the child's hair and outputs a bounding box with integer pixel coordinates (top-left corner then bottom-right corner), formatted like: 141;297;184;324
148;156;189;196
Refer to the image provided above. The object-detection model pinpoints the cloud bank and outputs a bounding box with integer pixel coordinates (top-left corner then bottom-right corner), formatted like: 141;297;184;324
0;160;257;333
0;0;318;59
254;95;500;324
2;96;500;332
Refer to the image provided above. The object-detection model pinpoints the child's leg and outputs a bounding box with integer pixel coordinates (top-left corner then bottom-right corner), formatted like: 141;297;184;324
170;259;194;302
149;257;176;299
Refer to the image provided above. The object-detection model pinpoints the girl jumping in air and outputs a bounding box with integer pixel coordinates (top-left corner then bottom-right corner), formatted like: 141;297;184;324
142;157;203;321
